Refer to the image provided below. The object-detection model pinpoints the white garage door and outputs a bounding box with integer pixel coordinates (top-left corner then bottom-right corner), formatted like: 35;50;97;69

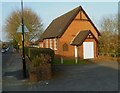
83;42;94;59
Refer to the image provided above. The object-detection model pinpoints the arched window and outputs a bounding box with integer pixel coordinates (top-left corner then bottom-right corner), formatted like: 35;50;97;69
63;43;68;51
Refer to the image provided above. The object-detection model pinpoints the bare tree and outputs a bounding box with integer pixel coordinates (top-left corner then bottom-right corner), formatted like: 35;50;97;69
5;8;43;45
99;15;119;57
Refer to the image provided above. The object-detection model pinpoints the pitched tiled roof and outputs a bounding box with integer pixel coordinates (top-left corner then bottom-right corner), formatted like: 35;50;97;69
70;30;90;46
41;6;80;39
39;6;100;41
38;34;44;42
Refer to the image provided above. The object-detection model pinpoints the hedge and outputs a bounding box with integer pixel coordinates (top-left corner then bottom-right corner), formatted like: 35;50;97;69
24;47;36;57
25;47;54;63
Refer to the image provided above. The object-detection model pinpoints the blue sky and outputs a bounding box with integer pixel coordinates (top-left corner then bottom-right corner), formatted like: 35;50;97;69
1;2;118;41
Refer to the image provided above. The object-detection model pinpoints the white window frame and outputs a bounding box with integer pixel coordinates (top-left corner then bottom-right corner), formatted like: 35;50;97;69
50;39;52;49
54;38;57;50
39;43;41;47
46;39;48;48
40;43;43;48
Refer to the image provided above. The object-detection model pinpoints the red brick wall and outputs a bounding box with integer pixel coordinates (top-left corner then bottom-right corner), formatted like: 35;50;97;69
58;12;98;58
57;41;74;57
39;11;99;59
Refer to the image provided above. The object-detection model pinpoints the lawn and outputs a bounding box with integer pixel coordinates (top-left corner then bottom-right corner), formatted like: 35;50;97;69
53;57;91;65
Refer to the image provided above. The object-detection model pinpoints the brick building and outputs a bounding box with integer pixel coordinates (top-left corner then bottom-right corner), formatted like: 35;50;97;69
39;6;100;59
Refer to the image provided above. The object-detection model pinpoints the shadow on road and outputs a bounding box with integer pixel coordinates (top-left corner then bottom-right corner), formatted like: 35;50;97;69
3;70;24;80
2;47;119;91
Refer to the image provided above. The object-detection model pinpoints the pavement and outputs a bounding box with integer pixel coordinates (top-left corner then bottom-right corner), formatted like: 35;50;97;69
2;47;119;91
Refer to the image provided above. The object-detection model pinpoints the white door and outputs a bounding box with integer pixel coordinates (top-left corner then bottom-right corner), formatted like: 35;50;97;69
83;42;94;59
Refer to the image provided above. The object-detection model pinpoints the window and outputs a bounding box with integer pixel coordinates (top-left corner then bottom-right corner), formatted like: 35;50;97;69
54;38;57;50
40;43;43;48
43;42;45;48
63;43;68;51
39;43;42;47
46;39;48;48
50;39;52;49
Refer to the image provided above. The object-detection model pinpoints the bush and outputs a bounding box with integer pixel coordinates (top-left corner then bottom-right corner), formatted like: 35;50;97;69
12;39;19;50
31;54;52;67
26;51;53;82
28;63;52;82
24;47;29;56
28;48;54;63
24;47;36;57
2;43;7;49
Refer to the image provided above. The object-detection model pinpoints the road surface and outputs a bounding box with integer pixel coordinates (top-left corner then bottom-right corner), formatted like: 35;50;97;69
2;46;24;91
2;47;119;91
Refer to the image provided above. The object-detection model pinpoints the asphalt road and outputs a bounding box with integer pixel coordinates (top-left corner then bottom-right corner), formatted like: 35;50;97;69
2;47;22;76
2;46;22;75
2;47;12;71
2;48;119;91
2;46;24;91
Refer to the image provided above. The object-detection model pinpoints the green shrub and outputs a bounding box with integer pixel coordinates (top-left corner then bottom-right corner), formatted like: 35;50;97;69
12;39;19;50
32;56;42;67
2;43;7;49
31;54;52;67
24;47;29;56
29;48;54;63
25;47;54;66
24;47;37;57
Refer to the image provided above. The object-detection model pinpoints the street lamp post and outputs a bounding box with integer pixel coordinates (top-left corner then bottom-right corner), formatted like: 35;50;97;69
21;0;26;78
17;24;29;78
18;0;27;78
17;0;29;78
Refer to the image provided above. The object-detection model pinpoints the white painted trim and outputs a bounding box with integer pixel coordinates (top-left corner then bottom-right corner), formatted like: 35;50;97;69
70;31;81;45
41;43;43;48
74;46;78;58
39;43;41;47
75;58;78;64
61;57;63;64
50;39;52;49
54;38;57;50
46;39;48;48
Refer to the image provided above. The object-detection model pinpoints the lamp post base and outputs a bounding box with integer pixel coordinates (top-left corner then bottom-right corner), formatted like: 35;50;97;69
22;57;27;78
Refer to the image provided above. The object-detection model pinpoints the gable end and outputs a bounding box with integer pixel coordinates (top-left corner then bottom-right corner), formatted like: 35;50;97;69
40;6;100;41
